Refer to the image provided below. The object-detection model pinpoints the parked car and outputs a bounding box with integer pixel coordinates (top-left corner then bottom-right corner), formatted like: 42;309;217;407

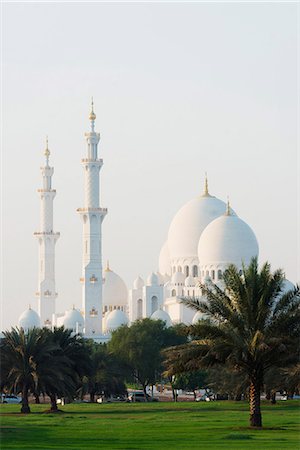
128;391;158;402
97;395;127;403
1;394;22;404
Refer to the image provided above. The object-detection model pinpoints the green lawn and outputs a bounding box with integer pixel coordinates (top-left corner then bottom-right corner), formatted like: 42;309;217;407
0;401;299;449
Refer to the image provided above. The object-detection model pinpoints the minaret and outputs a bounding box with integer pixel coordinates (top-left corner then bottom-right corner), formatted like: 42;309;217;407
34;139;60;327
77;101;107;336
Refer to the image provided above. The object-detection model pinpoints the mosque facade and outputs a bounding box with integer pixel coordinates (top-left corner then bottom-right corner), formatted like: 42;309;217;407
19;104;289;340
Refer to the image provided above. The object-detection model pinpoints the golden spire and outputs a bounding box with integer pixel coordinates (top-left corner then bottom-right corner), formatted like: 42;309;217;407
225;196;232;216
89;97;96;121
105;260;111;272
204;172;209;195
44;136;50;159
201;172;211;197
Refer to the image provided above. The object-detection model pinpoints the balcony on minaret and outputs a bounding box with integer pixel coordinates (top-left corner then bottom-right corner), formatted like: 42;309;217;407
77;207;107;214
81;158;103;165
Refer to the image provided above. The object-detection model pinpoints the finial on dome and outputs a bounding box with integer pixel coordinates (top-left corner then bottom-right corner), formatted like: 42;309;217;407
89;97;96;122
105;260;111;272
44;136;50;165
201;172;211;197
225;196;232;216
72;304;75;310
29;304;31;310
204;172;209;195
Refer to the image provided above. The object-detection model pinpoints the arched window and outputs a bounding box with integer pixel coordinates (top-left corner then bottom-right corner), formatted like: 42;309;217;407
187;290;190;297
137;299;143;319
185;266;189;277
171;289;176;297
193;265;198;277
211;270;215;280
173;266;176;274
178;266;182;273
206;270;209;276
218;270;223;280
239;269;243;276
151;296;158;314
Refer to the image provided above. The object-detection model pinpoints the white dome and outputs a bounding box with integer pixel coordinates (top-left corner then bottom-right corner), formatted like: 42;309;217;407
18;307;41;330
198;212;259;269
133;276;144;290
185;276;196;287
192;311;209;324
103;267;128;307
167;190;227;260
105;309;129;332
171;271;185;285
158;241;171;276
151;309;172;327
146;272;158;286
63;308;84;331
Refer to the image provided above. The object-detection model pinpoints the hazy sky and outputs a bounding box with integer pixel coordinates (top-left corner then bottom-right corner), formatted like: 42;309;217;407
2;2;298;331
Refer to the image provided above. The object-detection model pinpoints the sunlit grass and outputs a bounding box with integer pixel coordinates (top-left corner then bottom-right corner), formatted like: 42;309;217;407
0;400;299;449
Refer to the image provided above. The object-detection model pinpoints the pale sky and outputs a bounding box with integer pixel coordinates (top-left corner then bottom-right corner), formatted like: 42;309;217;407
1;2;299;331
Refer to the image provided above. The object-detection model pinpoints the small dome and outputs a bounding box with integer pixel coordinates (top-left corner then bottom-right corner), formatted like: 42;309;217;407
63;308;84;331
133;276;144;290
185;276;196;287
105;309;129;333
192;311;209;324
171;271;185;285
151;309;172;327
146;272;159;286
167;191;227;261
158;242;171;276
198;212;259;269
18;307;41;330
103;266;128;307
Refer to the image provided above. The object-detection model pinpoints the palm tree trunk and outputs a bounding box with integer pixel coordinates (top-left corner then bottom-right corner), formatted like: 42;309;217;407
249;380;262;427
49;393;58;412
271;391;276;404
21;385;30;414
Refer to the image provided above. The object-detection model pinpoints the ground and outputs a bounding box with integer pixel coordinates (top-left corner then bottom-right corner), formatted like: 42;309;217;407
0;401;299;449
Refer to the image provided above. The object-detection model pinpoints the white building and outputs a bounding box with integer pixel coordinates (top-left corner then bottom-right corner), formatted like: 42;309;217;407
18;104;291;337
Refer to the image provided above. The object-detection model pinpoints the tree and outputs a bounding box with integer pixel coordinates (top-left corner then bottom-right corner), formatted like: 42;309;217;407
164;258;300;427
109;319;185;399
81;341;127;402
173;371;208;401
0;327;58;413
42;327;92;411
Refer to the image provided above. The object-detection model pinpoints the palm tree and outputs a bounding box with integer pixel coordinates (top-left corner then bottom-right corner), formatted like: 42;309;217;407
0;327;58;413
164;258;300;427
42;327;91;411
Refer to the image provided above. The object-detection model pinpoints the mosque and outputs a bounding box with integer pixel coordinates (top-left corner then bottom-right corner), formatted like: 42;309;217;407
17;103;293;341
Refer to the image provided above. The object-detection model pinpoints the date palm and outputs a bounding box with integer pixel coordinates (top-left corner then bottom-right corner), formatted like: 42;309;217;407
164;257;300;427
0;327;58;413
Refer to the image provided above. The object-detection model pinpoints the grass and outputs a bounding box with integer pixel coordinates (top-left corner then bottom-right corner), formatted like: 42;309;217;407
0;400;299;449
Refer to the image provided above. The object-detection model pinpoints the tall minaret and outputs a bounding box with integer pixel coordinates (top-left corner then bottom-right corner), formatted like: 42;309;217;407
77;101;107;336
34;139;60;327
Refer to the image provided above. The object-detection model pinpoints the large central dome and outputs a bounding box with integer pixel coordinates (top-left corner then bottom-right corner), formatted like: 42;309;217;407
167;181;227;261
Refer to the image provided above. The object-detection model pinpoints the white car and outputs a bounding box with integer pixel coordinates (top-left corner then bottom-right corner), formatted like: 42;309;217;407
1;394;22;404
